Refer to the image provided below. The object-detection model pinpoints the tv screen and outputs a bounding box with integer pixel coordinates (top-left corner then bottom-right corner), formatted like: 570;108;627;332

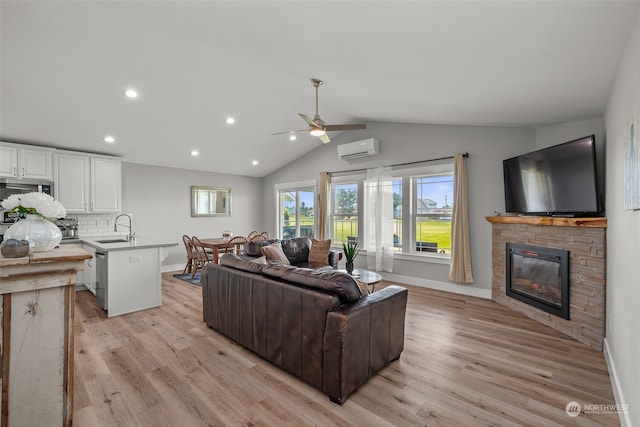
503;135;601;216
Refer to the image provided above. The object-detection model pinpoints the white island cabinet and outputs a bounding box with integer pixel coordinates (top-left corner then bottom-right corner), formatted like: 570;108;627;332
81;237;177;317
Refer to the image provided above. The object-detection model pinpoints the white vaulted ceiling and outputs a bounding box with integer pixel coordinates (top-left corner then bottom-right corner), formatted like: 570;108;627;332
1;1;638;177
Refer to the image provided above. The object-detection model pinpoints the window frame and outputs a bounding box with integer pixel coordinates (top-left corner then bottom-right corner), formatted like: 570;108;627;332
274;180;317;240
330;161;454;262
329;177;362;246
410;172;454;258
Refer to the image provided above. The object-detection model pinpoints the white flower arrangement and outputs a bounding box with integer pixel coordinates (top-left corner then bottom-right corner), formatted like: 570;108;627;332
1;192;66;220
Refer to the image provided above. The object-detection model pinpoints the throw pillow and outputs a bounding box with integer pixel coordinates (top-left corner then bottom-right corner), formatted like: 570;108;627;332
260;242;290;265
308;239;331;266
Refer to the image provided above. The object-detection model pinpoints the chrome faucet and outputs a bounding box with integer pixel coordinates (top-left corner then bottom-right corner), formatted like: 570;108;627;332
114;213;135;241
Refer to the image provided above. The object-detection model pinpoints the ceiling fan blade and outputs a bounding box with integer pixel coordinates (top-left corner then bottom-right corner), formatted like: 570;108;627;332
299;113;319;127
319;133;331;144
324;124;367;132
271;129;307;136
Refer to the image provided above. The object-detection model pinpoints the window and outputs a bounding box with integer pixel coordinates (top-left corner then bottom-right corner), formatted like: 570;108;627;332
276;182;315;239
331;182;358;245
413;174;453;254
392;179;403;251
328;163;453;258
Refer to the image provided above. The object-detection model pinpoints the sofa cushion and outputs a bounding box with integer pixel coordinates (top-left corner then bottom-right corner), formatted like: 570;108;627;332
262;264;363;303
220;253;265;274
281;237;311;265
309;239;331;266
244;239;279;257
261;242;290;265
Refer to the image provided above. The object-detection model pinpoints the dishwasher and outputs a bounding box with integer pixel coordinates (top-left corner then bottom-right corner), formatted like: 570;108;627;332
95;251;108;309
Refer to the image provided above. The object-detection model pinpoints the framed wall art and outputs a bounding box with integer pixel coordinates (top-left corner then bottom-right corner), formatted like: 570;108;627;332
624;109;640;210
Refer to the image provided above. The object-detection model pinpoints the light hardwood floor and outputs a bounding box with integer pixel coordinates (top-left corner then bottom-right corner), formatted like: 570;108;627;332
73;273;620;426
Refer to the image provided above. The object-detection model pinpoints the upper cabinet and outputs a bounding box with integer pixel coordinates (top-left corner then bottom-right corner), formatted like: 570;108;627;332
54;153;90;212
54;152;121;213
0;143;53;180
90;157;121;212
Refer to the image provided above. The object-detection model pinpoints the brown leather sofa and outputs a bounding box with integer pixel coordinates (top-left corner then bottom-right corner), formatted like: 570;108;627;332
243;236;341;268
202;254;408;404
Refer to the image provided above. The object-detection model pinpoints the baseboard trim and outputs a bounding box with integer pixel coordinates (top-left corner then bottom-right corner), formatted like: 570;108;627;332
603;338;631;427
162;263;184;273
380;272;492;299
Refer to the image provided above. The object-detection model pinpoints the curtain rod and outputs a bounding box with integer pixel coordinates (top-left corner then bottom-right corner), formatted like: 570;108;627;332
328;152;468;176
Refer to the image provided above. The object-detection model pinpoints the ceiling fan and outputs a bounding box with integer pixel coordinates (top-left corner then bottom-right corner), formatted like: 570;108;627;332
273;78;366;144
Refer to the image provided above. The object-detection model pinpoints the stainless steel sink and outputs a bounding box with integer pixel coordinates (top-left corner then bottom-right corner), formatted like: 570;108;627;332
95;239;130;244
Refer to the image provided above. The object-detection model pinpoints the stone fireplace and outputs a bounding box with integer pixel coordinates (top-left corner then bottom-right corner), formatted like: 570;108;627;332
487;216;606;350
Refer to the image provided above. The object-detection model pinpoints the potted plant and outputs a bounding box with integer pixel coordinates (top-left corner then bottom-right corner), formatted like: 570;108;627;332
342;240;360;275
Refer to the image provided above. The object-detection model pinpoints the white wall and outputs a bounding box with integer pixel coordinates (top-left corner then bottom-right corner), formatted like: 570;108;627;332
603;6;640;426
121;162;263;270
262;122;534;297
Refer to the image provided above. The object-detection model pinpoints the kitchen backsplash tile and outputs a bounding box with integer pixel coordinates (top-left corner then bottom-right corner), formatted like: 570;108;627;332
74;214;125;238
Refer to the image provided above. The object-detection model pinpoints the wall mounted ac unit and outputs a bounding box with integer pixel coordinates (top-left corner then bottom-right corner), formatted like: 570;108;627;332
337;138;379;160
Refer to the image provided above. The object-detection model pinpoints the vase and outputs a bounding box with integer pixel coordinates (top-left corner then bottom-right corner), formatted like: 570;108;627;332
4;214;62;253
346;261;354;275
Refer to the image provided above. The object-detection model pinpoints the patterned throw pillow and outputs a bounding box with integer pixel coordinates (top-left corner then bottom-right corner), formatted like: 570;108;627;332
260;242;290;265
308;239;331;266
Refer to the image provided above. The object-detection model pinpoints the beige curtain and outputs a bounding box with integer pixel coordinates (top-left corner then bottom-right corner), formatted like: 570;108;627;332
448;153;474;283
317;171;331;240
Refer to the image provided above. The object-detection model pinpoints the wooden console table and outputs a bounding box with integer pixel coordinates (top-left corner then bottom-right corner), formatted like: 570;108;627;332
0;246;91;427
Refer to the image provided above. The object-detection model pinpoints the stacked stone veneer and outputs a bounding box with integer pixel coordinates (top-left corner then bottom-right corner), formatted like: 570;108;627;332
489;219;606;350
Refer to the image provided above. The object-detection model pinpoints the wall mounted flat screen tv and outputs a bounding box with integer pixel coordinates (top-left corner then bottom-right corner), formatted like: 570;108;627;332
503;135;601;217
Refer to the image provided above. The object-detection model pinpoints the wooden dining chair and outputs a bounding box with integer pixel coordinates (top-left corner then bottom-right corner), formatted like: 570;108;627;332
224;235;249;256
249;232;268;242
191;236;214;278
182;234;197;274
247;230;259;240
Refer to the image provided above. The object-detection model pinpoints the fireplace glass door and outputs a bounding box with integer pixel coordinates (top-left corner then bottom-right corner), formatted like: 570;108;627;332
506;243;569;319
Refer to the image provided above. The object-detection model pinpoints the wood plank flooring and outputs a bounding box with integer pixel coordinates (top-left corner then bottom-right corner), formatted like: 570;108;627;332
73;273;620;426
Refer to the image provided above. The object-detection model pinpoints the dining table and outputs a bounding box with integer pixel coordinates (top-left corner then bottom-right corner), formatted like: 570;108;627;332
198;237;231;264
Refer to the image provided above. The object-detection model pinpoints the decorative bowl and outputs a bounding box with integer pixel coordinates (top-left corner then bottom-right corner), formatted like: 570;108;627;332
1;238;31;258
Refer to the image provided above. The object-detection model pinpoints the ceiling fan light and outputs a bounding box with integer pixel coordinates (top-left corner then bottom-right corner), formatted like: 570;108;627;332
309;127;325;137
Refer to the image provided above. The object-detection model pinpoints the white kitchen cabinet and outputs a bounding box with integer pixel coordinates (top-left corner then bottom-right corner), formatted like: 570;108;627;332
0;142;53;180
91;157;121;212
54;153;90;212
0;145;17;177
54;152;121;213
82;244;97;294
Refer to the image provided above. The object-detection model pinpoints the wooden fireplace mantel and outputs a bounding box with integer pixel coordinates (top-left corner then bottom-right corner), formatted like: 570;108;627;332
486;215;607;228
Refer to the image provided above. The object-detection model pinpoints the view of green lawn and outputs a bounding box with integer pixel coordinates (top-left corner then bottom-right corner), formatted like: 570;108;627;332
332;219;451;254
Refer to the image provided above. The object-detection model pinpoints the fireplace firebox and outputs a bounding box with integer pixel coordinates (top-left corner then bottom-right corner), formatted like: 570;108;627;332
506;243;570;319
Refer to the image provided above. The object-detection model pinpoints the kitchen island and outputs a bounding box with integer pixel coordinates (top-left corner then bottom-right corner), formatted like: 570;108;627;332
0;246;91;426
79;236;177;317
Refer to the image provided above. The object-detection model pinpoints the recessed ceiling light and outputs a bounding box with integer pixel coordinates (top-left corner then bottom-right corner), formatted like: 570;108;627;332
123;88;138;98
104;135;115;143
252;160;258;165
225;117;235;125
289;135;297;141
190;150;199;156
